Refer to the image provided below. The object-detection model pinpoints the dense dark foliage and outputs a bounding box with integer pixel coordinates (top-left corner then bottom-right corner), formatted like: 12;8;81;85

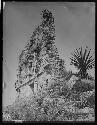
70;46;95;79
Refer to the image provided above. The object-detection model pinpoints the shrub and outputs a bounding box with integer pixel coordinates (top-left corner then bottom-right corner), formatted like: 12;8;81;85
85;94;95;108
72;80;94;93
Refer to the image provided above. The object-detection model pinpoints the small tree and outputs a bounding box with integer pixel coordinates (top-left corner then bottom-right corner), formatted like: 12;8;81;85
70;46;95;79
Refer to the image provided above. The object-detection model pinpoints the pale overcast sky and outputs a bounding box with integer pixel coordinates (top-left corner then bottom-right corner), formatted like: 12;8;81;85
3;2;95;107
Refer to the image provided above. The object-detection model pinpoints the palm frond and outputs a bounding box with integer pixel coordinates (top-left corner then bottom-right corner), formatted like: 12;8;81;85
83;47;88;61
84;48;91;64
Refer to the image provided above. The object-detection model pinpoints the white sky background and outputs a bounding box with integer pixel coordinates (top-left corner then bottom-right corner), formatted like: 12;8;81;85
3;2;95;107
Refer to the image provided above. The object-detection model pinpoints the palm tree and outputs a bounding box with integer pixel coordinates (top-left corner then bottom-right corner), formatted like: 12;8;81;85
70;46;95;79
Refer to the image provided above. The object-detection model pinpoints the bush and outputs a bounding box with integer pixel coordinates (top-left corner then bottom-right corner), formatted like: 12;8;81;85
3;78;95;121
72;80;94;93
85;94;95;108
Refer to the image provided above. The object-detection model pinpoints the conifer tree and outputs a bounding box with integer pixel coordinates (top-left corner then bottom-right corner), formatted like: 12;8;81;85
15;9;67;92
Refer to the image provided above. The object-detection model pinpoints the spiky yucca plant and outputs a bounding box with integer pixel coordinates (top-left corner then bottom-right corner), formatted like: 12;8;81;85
70;46;95;79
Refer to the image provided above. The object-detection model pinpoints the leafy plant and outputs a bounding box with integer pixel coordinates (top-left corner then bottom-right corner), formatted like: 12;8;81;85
70;46;95;79
72;80;94;93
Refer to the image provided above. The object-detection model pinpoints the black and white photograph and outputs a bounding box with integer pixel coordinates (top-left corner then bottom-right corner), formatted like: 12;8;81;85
3;2;95;122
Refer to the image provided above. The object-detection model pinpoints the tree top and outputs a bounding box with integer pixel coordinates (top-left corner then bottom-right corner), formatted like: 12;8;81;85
41;9;54;23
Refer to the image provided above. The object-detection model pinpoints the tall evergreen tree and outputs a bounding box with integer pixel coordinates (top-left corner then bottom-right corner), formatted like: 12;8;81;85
15;9;67;92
